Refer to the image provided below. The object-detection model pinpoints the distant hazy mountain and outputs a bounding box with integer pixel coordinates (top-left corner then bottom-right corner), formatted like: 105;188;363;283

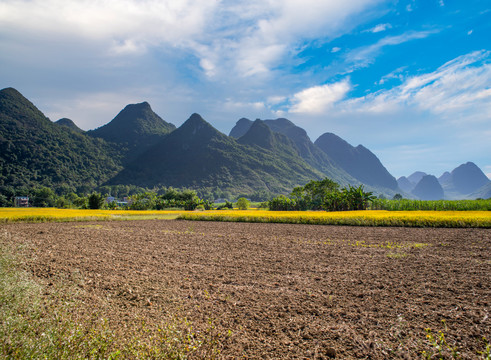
407;171;427;185
470;182;491;199
399;163;490;200
0;87;122;190
439;162;490;196
109;114;325;193
411;175;444;200
55;118;84;133
314;132;398;190
397;176;414;193
237;119;296;152
438;171;451;184
88;101;175;162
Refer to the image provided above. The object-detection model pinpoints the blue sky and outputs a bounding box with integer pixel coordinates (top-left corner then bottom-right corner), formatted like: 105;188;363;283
1;0;490;179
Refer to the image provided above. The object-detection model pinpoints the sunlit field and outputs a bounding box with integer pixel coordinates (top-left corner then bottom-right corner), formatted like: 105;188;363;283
0;208;182;223
1;208;490;227
178;209;491;228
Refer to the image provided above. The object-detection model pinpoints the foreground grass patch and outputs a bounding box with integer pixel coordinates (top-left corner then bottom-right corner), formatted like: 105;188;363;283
177;210;491;228
0;208;182;223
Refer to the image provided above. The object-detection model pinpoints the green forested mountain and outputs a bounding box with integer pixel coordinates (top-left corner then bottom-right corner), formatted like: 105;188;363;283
230;118;356;185
0;88;122;192
88;101;176;162
55;118;84;133
109;114;326;194
0;87;417;197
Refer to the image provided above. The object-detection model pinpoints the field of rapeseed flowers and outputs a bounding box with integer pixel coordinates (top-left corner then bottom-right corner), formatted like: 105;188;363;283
177;209;491;228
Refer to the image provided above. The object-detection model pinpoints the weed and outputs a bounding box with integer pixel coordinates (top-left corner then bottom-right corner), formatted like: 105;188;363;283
387;252;408;259
420;320;491;360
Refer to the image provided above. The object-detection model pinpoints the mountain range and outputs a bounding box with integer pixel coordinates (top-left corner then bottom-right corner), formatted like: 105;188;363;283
397;162;491;200
0;87;489;199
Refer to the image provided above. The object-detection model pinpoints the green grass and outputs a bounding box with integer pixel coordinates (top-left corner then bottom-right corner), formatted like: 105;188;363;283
0;231;222;359
370;198;491;211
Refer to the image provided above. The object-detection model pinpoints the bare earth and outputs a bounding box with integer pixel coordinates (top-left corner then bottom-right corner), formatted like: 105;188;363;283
3;220;490;359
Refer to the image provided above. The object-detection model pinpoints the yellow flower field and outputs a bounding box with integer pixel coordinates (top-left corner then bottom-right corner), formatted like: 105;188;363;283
1;208;490;227
177;209;491;228
0;208;183;222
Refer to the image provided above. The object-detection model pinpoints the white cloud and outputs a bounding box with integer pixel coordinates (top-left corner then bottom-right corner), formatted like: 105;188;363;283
289;80;351;114
468;30;473;35
368;23;392;33
267;96;287;105
0;0;217;50
335;51;491;121
331;47;342;53
377;66;407;84
399;51;491;117
0;0;388;80
484;166;491;180
223;99;266;112
346;30;438;69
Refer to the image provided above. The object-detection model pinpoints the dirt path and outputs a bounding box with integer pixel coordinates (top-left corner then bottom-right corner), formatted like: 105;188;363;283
3;220;490;359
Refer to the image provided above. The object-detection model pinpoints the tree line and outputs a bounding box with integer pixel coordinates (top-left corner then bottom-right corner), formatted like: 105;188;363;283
0;186;211;210
268;178;375;211
1;178;376;211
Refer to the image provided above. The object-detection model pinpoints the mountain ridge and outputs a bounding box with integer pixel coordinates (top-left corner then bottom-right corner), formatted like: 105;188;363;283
108;114;327;193
88;101;176;162
314;132;398;190
1;87;487;199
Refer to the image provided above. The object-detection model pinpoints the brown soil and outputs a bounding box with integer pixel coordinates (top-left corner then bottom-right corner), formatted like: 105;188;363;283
2;220;490;359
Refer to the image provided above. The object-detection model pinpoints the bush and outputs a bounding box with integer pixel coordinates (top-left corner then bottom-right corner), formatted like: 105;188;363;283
88;192;105;209
216;201;233;210
236;197;250;210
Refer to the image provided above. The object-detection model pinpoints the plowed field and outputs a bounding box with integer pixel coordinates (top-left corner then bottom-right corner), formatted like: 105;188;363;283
3;220;490;359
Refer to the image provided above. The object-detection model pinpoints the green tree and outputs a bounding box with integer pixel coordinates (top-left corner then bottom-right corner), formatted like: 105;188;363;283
88;192;105;209
0;193;9;207
236;197;250;210
392;193;403;200
32;187;56;207
129;192;156;210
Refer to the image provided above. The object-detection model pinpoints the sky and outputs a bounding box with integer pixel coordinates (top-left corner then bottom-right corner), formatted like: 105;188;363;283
0;0;490;179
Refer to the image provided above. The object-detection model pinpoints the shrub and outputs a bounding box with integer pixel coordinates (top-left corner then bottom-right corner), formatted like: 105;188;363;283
88;192;105;209
236;197;250;210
